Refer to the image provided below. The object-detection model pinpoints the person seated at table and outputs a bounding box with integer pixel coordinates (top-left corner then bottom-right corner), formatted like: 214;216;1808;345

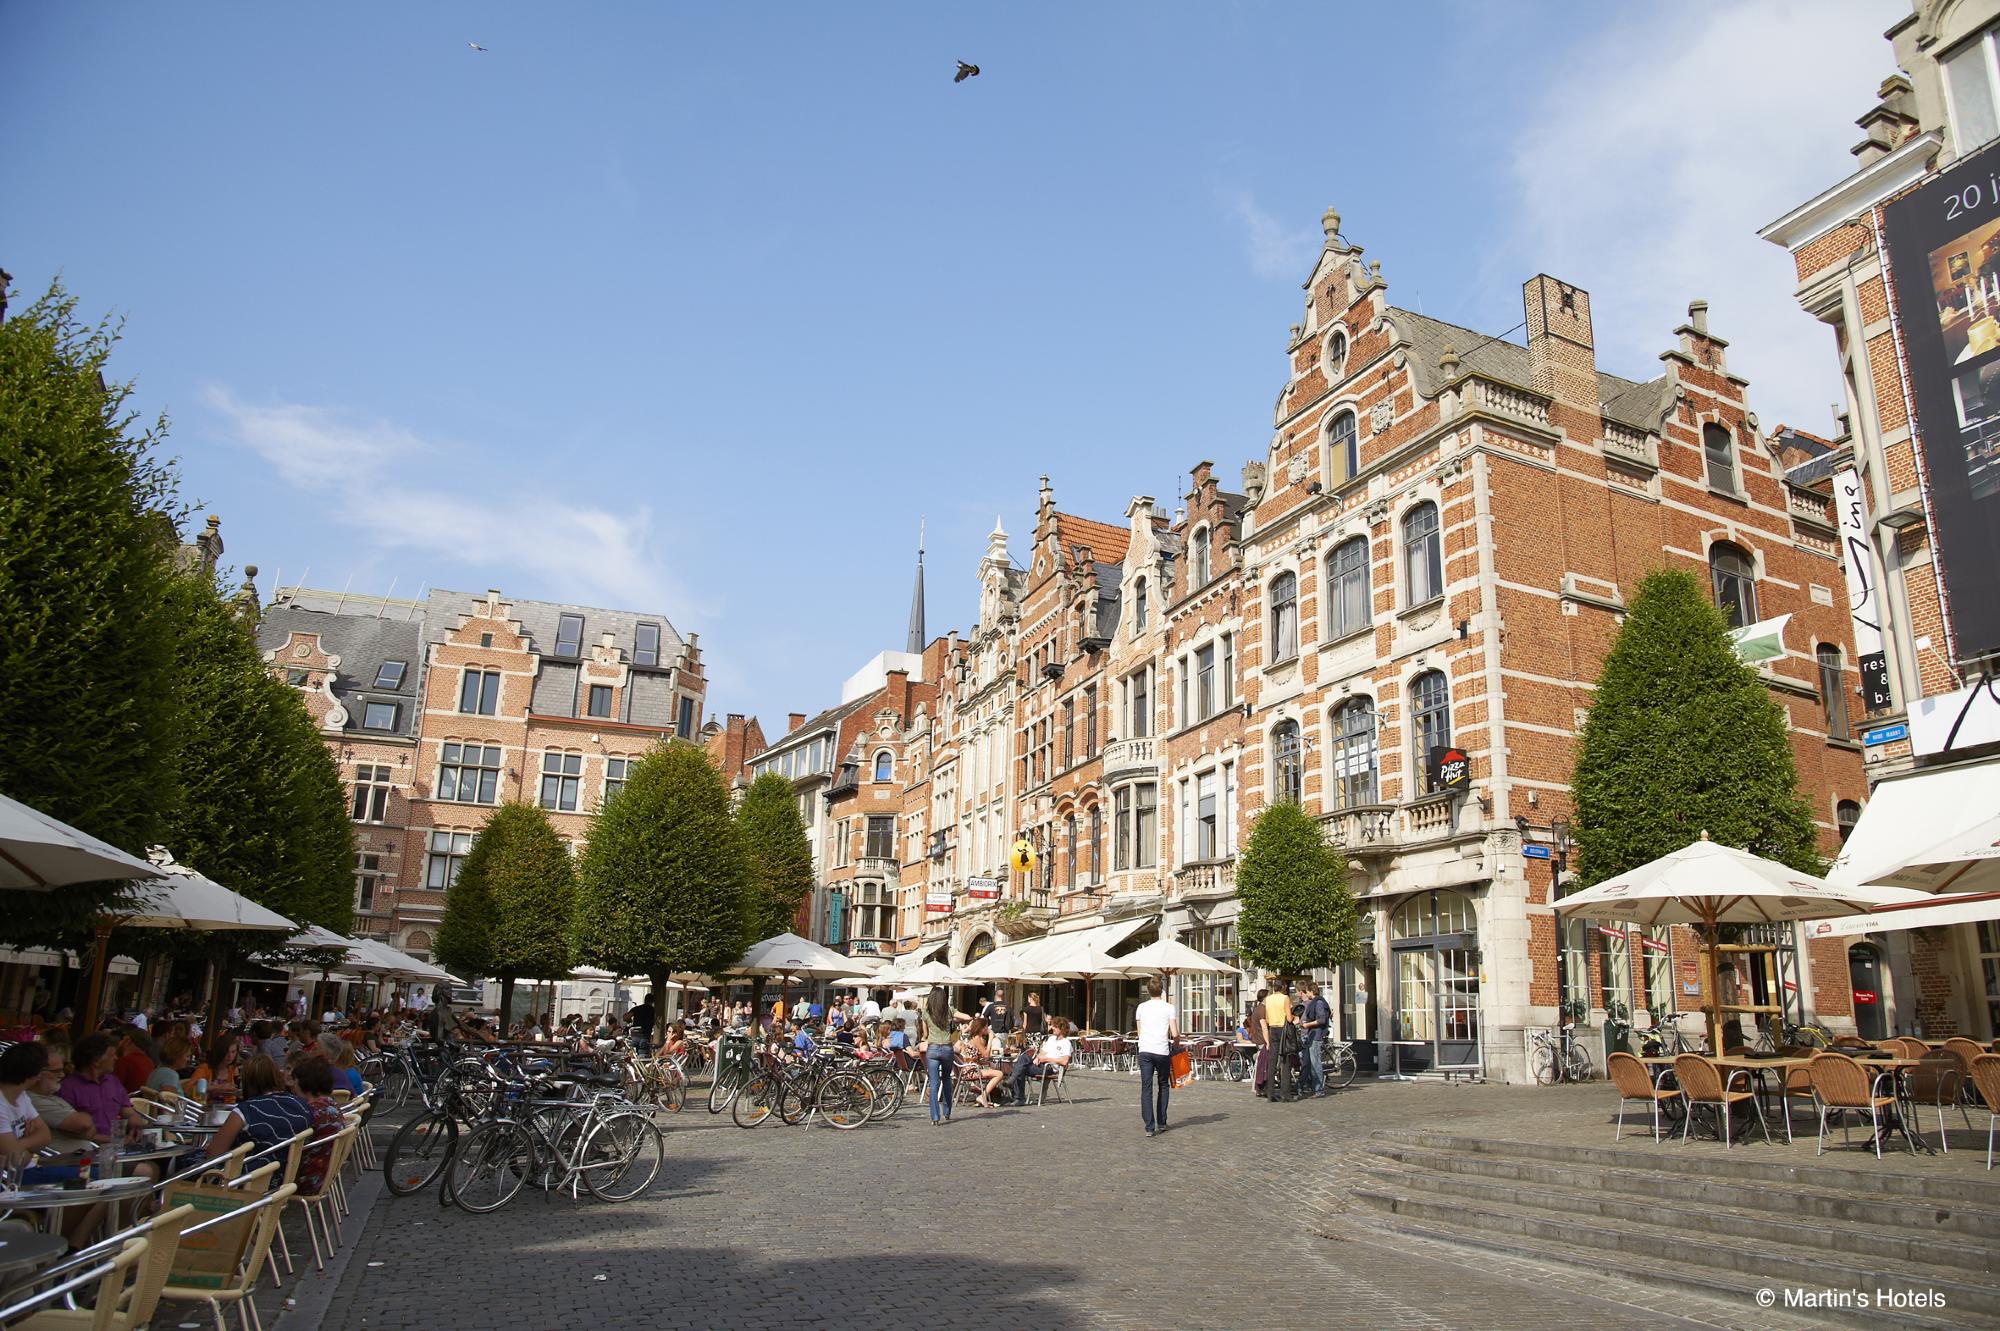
113;1025;157;1094
203;1053;313;1161
787;1017;814;1060
60;1033;151;1141
957;1018;1005;1107
1009;1017;1073;1105
288;1056;349;1194
193;1032;240;1105
25;1044;103;1161
315;1035;366;1098
1;1039;55;1168
149;1034;190;1094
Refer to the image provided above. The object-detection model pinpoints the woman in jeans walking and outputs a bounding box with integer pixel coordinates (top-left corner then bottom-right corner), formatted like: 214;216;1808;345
922;988;969;1125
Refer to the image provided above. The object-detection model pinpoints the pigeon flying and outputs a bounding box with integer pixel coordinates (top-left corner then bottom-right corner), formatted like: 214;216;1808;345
469;42;488;52
954;61;979;83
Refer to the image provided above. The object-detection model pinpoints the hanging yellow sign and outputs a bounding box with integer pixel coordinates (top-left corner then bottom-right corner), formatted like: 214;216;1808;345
1010;838;1036;874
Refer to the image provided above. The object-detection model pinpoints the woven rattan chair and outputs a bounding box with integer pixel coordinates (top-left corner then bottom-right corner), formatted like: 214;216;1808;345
1607;1052;1682;1142
155;1182;296;1331
1902;1056;1968;1151
288;1123;356;1271
1968;1054;2000;1170
13;1205;193;1331
1807;1051;1904;1159
8;1237;148;1331
1673;1055;1769;1147
1945;1038;1987;1099
1886;1037;1930;1060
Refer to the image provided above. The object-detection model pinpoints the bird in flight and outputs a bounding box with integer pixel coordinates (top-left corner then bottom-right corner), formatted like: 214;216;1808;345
954;61;979;83
469;41;488;52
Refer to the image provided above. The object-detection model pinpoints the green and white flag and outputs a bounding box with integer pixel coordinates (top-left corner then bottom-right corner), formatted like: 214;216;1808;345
1726;613;1790;664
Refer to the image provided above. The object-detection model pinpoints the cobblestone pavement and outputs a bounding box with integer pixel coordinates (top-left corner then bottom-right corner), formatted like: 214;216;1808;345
286;1070;1872;1331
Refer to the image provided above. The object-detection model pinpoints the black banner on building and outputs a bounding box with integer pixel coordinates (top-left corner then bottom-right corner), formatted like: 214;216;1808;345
1880;140;2000;664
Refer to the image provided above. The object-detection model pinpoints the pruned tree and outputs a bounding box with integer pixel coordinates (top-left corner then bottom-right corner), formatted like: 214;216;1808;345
463;802;577;1024
1571;568;1824;888
574;743;749;989
736;772;814;939
1236;801;1357;981
0;279;184;945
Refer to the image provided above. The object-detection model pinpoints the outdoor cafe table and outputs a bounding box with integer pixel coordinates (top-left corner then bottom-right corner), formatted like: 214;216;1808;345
0;1230;65;1281
0;1178;150;1236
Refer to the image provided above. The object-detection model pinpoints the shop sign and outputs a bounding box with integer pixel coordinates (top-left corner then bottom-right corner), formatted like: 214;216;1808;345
1429;747;1470;790
1833;466;1894;711
1635;935;1669;955
966;876;999;900
1852;988;1879;1005
925;886;953;914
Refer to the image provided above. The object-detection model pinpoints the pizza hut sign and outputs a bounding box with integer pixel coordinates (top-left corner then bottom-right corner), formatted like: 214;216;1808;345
1429;746;1470;791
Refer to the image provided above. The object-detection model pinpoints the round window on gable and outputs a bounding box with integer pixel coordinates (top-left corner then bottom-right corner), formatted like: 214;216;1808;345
1325;329;1348;379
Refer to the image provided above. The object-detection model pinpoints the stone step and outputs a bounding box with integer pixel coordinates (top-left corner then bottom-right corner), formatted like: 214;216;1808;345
1357;1159;1997;1276
1350;1186;2000;1322
1345;1210;1961;1331
1378;1127;2000;1210
1366;1141;2000;1247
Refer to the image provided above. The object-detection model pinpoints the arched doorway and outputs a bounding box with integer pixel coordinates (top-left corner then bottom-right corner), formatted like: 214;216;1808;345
1388;889;1480;1075
1849;943;1887;1041
965;933;996;966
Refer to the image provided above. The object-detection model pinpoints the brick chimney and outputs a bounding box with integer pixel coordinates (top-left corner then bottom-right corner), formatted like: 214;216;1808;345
788;711;806;734
884;669;910;717
1523;275;1601;437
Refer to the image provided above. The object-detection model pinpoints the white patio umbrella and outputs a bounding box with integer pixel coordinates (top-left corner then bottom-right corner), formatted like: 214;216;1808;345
1114;937;1239;976
1033;941;1133;1032
729;931;860;980
1555;834;1928;1052
1858;810;2000;897
0;791;160;890
895;959;985;987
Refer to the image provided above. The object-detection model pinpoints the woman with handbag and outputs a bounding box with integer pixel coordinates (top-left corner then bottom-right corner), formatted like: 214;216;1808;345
1134;977;1178;1136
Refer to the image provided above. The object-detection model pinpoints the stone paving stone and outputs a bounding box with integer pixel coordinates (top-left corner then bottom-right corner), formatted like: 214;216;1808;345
298;1072;1893;1331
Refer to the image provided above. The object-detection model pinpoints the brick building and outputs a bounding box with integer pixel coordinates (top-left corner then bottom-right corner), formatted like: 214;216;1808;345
702;713;769;793
258;586;707;962
1760;0;2000;1041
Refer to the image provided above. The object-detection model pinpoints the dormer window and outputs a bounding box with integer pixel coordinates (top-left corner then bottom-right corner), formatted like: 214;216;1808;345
554;613;584;658
634;622;660;667
373;661;406;689
1191;527;1210;587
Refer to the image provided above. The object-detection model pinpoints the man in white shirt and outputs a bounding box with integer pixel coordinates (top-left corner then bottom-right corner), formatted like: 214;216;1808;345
859;996;881;1023
1134;977;1179;1136
1009;1017;1073;1106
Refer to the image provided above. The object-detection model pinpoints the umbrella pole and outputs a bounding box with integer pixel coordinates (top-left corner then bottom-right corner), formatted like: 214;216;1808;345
80;918;113;1032
1702;916;1725;1055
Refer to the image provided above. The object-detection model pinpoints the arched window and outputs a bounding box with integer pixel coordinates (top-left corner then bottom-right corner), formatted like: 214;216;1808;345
1709;543;1757;629
873;750;894;782
1390;889;1476;940
1326;410;1359;486
1331;698;1377;808
1403;503;1442;605
1271;720;1303;804
1816;644;1850;740
1325;329;1348;378
1703;423;1737;492
1133;578;1148;634
1191;527;1210;588
1269;572;1298;662
1836;800;1861;843
1410;671;1451;792
1327;535;1370;641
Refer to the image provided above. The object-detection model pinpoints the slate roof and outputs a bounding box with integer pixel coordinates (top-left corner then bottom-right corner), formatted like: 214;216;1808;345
1091;560;1124;640
256;605;423;738
773;695;872;749
422;588;683;671
1386;308;1671;431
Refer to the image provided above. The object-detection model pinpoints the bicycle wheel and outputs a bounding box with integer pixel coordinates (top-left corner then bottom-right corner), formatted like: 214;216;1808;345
657;1065;686;1114
818;1071;873;1130
580;1113;664;1202
447;1121;533;1213
776;1069;814;1126
1529;1042;1557;1086
1327;1045;1358;1090
707;1066;743;1115
732;1072;778;1128
1565;1047;1595;1082
861;1065;903;1121
383;1110;458;1196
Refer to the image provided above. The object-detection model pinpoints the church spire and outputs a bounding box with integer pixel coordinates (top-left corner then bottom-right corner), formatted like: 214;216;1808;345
905;519;926;654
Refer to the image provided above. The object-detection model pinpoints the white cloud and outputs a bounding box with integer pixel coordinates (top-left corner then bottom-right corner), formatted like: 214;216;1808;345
205;387;697;617
1224;187;1319;280
1506;0;1902;432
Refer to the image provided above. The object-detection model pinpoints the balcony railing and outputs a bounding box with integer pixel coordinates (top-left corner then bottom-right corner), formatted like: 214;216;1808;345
1319;804;1397;855
1173;860;1236;900
1600;421;1657;471
1786;486;1835;532
1464;375;1552;429
1100;736;1157;777
855;856;899;881
1403;791;1458;837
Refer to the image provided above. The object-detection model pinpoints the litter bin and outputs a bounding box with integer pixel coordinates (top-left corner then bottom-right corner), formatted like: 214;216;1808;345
719;1032;754;1079
1601;1011;1631;1061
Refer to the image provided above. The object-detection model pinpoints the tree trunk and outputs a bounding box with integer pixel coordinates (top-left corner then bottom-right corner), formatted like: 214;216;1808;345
499;975;517;1031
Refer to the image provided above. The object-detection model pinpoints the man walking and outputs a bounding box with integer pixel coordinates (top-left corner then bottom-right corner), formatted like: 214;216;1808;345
1134;977;1177;1136
1297;981;1330;1098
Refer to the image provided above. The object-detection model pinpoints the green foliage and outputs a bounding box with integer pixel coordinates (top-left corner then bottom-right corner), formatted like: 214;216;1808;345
735;771;813;940
1236;801;1356;979
475;803;576;981
1571;568;1825;888
434;836;498;982
0;280;185;942
157;571;355;935
574;743;748;978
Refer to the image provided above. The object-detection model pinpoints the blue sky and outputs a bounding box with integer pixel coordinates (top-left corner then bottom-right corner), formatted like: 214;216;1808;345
3;1;1900;728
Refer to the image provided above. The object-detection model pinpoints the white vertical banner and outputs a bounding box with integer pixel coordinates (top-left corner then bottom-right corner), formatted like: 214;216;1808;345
1833;467;1894;710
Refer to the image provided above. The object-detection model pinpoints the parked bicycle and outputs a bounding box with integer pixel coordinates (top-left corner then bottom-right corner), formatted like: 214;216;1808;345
1527;1023;1594;1085
446;1084;664;1213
